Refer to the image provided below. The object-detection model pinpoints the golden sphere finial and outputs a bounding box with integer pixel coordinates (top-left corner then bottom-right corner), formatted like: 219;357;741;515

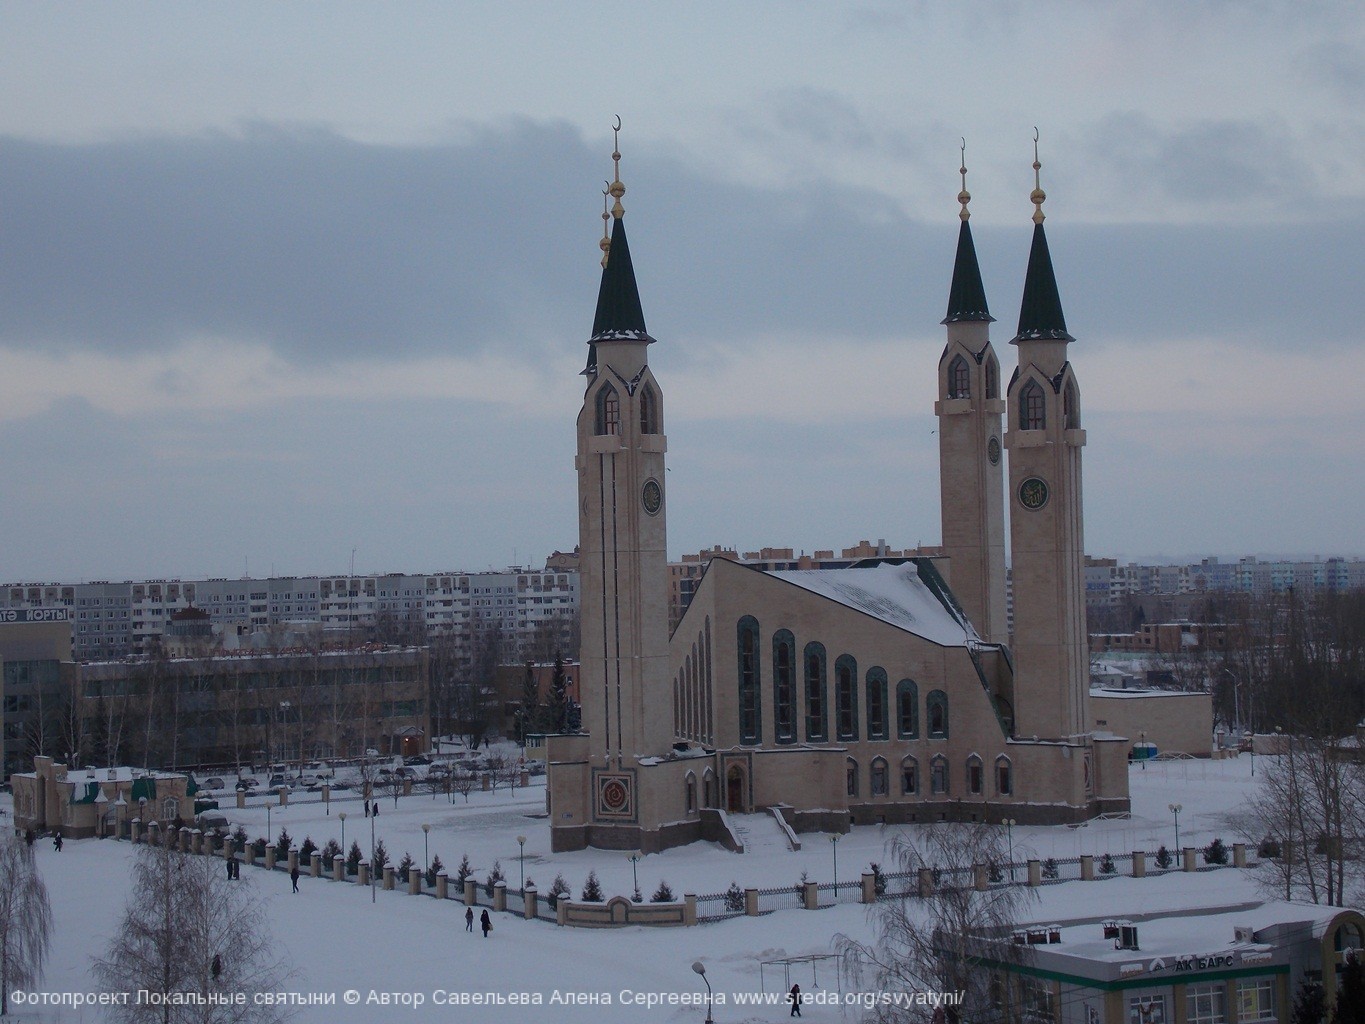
958;138;971;221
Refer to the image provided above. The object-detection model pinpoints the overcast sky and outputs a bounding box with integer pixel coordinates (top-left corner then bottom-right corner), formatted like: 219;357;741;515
2;1;1363;583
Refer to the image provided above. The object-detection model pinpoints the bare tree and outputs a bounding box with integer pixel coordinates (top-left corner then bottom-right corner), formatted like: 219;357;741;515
93;845;294;1024
837;822;1037;1024
0;834;53;1017
451;771;477;804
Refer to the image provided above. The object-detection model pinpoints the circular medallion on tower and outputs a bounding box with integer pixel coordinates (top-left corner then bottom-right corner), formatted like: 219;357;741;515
642;478;663;517
601;778;629;813
1018;476;1050;510
987;436;1001;466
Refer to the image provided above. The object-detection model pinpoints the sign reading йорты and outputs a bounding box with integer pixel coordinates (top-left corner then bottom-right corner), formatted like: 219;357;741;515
0;608;70;623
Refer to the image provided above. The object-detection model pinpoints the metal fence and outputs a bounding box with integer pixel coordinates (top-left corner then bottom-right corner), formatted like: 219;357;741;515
755;885;805;914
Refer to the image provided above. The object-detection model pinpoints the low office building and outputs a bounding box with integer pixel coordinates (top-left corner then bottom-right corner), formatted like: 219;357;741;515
984;902;1364;1024
1089;686;1214;759
1;609;78;779
11;754;192;839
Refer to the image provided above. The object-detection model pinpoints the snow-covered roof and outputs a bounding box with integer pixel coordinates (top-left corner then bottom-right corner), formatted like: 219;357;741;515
1089;687;1201;700
762;560;978;647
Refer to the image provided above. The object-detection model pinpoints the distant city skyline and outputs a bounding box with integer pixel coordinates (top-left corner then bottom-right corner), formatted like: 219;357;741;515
1;3;1362;581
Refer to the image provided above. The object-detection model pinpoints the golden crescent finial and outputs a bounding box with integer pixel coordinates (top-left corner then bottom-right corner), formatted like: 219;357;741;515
608;116;625;219
957;137;971;222
1030;127;1046;224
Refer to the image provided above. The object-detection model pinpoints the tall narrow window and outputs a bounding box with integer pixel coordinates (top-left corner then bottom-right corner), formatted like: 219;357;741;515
866;667;888;740
772;630;796;743
685;773;696;814
804;642;827;742
927;690;949;738
930;755;949;795
901;756;919;795
1019;380;1045;430
967;755;984;795
1064;379;1079;429
948;355;971;399
737;616;761;744
870;757;889;797
846;758;859;798
896;679;919;738
996;756;1013;796
985;357;999;399
835;655;858;741
595;383;620;435
639;383;659;434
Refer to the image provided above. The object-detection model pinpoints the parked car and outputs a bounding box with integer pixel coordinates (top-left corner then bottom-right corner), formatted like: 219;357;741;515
403;755;432;766
268;774;286;788
236;777;260;790
196;810;230;831
201;777;226;791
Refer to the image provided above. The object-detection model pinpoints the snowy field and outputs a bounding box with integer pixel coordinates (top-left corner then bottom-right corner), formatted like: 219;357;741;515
1;754;1268;1023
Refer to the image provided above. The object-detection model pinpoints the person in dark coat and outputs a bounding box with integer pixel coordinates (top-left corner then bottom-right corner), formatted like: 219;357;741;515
789;983;802;1017
25;829;35;847
372;802;379;817
227;857;234;879
465;907;474;932
53;830;63;852
480;909;491;938
290;865;300;893
364;802;369;818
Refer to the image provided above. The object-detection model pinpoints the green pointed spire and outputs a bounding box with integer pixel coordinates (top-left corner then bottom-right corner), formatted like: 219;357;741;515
590;213;650;343
1012;220;1073;342
942;219;993;324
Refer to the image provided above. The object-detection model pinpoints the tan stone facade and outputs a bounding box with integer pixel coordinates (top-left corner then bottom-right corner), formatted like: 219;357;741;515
11;755;192;839
1090;687;1214;758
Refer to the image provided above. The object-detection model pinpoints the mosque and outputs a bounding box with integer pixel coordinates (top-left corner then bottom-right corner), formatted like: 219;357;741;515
545;131;1130;853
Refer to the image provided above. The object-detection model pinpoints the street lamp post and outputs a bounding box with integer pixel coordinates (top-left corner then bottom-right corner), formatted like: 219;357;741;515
1246;731;1255;777
517;835;526;893
339;812;346;854
423;824;431;875
628;852;641;898
266;804;272;844
370;802;377;904
1003;818;1017;881
1169;803;1182;853
1139;730;1147;770
691;962;714;1024
829;833;841;896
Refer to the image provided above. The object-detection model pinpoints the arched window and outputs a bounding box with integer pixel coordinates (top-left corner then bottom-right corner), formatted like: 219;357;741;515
772;630;797;744
835;655;858;741
685;772;697;814
737;616;761;744
996;756;1013;796
161;797;179;821
927;690;949;738
846;757;859;798
703;769;716;809
595;383;620;435
948;355;971;399
967;755;984;795
870;757;889;797
866;667;888;740
804;642;827;742
896;678;919;738
639;383;659;434
901;756;919;795
1064;379;1079;429
1019;379;1045;431
985;357;999;399
930;755;949;795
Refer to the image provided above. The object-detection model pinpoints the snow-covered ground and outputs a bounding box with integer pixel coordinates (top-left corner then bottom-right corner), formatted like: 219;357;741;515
2;754;1269;1022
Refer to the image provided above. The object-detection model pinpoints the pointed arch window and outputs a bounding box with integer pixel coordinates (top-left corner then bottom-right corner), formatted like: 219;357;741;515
866;667;888;740
927;690;949;738
948;355;971;399
804;642;827;742
703;768;716;809
595;384;620;436
985;357;999;399
737;616;761;745
639;383;659;435
846;757;859;798
967;755;984;795
835;654;858;741
772;630;797;744
996;756;1013;796
870;757;889;797
901;755;919;795
1019;380;1045;431
1064;379;1079;430
896;678;919;738
930;755;949;795
685;772;697;814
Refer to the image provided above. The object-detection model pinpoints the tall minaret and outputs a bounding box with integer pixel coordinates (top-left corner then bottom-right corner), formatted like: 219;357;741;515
934;142;1009;644
576;122;674;793
1003;133;1088;740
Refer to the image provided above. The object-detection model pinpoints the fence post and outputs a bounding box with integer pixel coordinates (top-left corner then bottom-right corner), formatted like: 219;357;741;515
236;789;246;809
332;858;344;882
494;880;507;911
436;872;448;900
1080;855;1094;881
1027;859;1041;887
1233;843;1247;869
525;887;538;920
744;888;758;916
556;898;568;926
244;843;256;868
918;868;934;897
131;818;142;844
383;866;396;891
861;872;876;904
464;879;478;905
684;894;697;926
1183;847;1197;872
408;867;421;895
287;849;299;876
803;880;819;910
265;847;277;871
279;788;288;808
1132;851;1146;878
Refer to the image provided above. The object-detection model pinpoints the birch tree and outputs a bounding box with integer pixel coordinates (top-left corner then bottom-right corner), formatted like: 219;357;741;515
0;834;53;1017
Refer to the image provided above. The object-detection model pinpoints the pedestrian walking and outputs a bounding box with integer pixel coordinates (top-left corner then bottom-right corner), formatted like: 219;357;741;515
226;857;233;880
372;802;379;817
53;830;63;852
465;907;474;932
290;865;300;893
364;802;369;818
480;909;491;938
231;858;239;880
789;983;802;1017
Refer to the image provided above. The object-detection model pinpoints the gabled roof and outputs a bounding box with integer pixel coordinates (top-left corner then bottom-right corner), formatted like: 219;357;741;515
589;214;652;345
942;219;994;324
1012;221;1074;343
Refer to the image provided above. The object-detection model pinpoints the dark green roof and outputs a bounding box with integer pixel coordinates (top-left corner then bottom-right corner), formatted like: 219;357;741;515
942;219;993;324
1012;221;1074;343
589;214;651;344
